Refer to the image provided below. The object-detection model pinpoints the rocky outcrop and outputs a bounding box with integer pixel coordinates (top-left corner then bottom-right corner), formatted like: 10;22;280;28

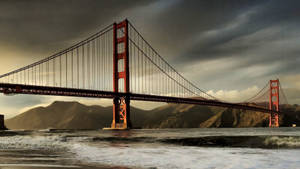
0;114;7;130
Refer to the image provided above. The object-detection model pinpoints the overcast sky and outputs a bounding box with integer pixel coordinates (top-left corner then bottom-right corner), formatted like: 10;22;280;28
0;0;299;118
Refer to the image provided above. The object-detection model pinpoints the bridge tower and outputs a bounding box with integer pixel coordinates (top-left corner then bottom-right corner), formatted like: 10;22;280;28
110;19;132;129
269;79;279;127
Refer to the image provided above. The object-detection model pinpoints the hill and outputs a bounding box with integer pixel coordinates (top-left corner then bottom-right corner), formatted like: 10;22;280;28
5;101;300;129
5;101;153;130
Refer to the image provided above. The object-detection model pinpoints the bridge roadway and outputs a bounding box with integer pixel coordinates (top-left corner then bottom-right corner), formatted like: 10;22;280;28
0;83;278;114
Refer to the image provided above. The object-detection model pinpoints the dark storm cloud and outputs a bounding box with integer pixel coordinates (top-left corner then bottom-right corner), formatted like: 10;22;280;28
131;0;262;57
135;0;300;93
174;0;300;63
0;0;155;57
1;0;297;66
123;0;300;79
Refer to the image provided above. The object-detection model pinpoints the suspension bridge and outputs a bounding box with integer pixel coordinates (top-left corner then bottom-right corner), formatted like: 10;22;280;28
0;19;288;129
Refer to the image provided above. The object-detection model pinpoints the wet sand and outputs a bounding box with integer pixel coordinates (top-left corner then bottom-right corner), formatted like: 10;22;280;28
0;165;128;169
0;149;132;169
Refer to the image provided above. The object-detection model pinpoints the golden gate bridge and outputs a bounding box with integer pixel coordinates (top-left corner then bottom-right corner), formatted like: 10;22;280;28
0;19;288;129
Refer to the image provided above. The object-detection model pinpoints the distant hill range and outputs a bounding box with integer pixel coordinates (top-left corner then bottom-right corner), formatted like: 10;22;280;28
5;101;300;129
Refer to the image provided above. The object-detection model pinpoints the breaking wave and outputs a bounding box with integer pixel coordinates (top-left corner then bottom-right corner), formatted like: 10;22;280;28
159;136;300;148
88;135;300;148
1;131;300;149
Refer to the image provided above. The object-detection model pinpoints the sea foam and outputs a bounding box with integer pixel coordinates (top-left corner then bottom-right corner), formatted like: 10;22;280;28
70;142;300;169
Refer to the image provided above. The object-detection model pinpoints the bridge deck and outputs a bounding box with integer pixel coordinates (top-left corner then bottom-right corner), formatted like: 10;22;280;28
0;83;278;114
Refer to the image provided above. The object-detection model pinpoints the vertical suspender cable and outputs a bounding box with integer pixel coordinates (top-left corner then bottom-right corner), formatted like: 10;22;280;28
66;53;68;88
87;42;90;89
82;44;85;89
71;50;73;88
134;32;137;93
31;67;33;85
138;35;140;93
92;40;95;89
101;35;104;90
39;64;41;85
41;63;43;85
77;47;79;88
47;61;49;86
60;54;62;87
89;42;92;89
104;34;106;90
96;38;99;90
53;58;55;86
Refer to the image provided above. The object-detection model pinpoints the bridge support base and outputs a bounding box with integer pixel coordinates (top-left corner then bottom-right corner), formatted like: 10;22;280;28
269;113;279;127
103;96;132;130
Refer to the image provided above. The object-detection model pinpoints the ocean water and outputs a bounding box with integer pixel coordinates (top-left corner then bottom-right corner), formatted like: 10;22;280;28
0;128;300;169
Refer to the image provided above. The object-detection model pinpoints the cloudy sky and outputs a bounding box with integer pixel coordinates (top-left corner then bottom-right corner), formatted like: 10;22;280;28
0;0;299;118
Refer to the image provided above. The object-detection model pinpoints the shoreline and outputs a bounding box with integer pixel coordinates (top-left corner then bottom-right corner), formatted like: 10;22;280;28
0;164;132;169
